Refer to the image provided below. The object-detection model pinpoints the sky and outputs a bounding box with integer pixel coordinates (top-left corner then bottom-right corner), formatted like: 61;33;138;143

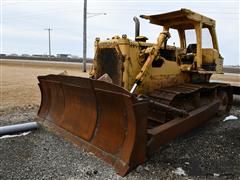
1;0;239;65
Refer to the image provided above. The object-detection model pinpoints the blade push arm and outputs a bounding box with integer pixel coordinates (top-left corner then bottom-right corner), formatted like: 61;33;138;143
130;28;170;93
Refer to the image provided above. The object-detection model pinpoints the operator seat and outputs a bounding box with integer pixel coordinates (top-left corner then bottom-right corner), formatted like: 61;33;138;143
181;44;197;64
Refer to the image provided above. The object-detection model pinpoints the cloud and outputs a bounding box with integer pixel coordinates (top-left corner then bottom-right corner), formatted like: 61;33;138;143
3;25;81;40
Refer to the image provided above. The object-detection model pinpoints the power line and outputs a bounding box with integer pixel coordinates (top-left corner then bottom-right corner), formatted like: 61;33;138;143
87;12;107;18
2;6;82;21
2;6;238;22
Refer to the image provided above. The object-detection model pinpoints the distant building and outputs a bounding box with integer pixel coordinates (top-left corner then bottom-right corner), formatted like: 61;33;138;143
57;54;71;58
21;54;31;57
9;53;18;56
71;55;80;59
32;54;44;57
42;54;49;58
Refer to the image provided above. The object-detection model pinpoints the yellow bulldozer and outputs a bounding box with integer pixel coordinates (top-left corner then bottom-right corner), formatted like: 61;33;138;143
36;9;232;176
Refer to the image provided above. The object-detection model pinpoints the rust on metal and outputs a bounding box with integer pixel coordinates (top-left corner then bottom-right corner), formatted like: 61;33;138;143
147;100;219;155
37;74;149;176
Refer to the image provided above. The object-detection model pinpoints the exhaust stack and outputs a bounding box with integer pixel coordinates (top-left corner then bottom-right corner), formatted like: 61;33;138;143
133;16;140;39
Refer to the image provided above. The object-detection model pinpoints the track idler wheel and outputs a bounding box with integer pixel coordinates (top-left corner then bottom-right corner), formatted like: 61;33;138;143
217;86;233;116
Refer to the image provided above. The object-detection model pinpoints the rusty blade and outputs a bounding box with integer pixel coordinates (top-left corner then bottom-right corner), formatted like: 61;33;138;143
37;74;149;176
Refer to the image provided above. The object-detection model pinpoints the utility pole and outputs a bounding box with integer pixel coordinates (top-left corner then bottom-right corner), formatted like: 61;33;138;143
82;0;105;72
44;28;52;59
83;0;87;72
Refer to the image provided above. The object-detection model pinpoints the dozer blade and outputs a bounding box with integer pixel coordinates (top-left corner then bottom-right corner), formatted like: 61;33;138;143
36;74;149;176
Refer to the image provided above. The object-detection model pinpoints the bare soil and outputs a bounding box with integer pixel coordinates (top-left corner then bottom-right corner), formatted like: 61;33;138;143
211;73;240;87
0;61;89;111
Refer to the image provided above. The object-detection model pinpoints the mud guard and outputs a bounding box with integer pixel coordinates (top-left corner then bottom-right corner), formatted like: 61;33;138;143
36;74;149;176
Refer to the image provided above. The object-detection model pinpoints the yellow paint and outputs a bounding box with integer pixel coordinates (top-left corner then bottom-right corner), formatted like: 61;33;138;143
90;9;224;94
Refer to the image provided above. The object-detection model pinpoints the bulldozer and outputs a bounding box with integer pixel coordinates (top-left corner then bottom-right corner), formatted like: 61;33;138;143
36;9;233;176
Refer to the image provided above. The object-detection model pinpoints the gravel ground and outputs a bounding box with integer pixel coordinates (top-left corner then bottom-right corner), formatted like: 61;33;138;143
0;96;239;180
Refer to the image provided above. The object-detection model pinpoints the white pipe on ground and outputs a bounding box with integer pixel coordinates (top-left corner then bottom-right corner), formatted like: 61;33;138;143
0;122;39;136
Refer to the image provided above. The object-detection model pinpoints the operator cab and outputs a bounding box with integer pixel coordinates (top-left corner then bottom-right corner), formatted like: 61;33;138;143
141;8;223;73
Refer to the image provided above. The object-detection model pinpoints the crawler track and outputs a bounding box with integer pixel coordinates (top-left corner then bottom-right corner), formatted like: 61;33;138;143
147;82;233;127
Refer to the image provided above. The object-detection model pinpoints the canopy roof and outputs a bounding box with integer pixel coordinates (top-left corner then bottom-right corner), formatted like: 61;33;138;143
140;9;215;30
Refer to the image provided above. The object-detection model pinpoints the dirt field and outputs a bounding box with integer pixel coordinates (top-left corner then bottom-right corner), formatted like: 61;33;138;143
211;73;240;87
1;60;90;111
